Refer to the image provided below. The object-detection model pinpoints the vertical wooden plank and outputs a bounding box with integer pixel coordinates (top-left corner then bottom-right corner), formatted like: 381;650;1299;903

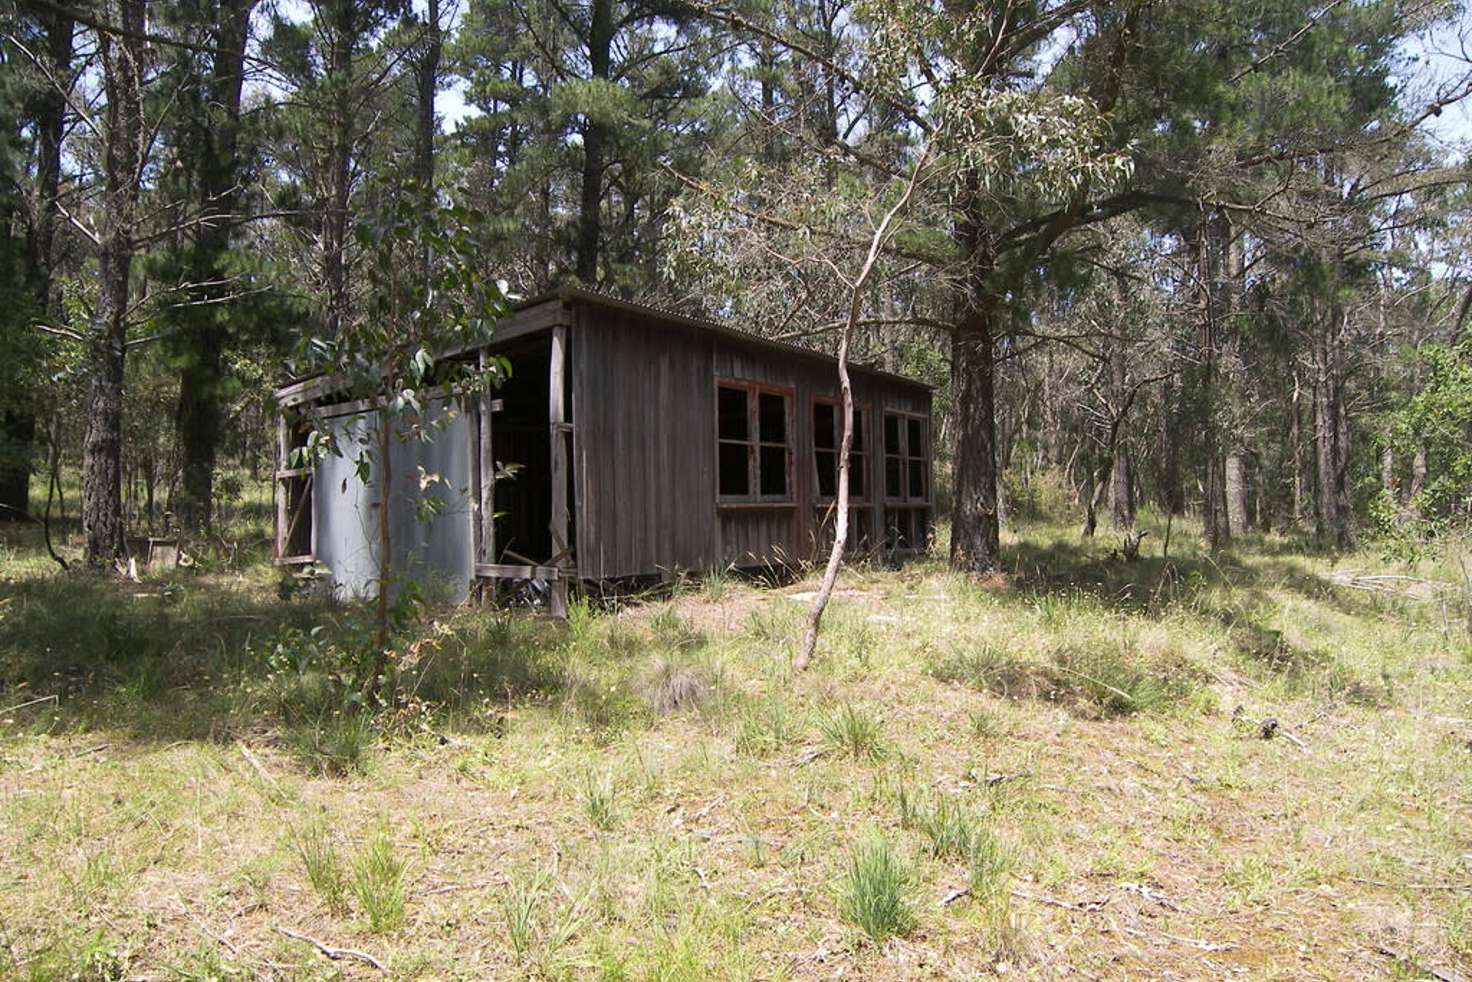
478;349;496;567
275;411;288;559
469;397;482;563
548;323;569;617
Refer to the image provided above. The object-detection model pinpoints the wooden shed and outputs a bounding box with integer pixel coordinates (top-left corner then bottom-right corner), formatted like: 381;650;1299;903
274;289;934;611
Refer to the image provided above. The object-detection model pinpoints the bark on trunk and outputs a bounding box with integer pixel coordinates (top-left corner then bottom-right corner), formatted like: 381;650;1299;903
1110;451;1135;529
1225;450;1249;535
83;0;147;566
5;9;74;520
0;413;35;518
1197;215;1230;551
951;311;1001;572
1108;334;1135;529
1407;444;1427;514
175;0;253;534
1379;446;1396;502
574;0;613;285
1160;374;1184;514
950;190;1001;574
1312;313;1356;550
1290;370;1308;527
323;0;356;338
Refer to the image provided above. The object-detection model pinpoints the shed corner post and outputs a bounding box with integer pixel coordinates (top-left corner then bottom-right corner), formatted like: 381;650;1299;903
274;405;289;562
474;348;497;606
548;322;570;618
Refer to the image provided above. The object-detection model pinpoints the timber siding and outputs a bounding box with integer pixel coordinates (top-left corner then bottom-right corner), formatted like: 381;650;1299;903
275;288;933;604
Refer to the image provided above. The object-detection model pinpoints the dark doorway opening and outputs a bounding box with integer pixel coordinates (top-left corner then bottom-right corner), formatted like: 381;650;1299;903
490;337;554;563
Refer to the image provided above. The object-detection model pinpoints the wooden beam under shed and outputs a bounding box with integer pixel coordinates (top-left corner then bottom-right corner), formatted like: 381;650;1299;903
474;562;562;581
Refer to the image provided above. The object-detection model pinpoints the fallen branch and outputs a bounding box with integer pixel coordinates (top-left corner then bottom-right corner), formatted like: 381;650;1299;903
237;743;279;788
275;926;385;973
1;694;59;716
1011;887;1110;912
1231;705;1309;752
1118;922;1236;952
1348;876;1472;892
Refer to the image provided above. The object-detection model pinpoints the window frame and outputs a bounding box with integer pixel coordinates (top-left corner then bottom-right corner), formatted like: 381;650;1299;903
715;378;796;505
882;409;932;506
811;396;871;504
274;410;317;564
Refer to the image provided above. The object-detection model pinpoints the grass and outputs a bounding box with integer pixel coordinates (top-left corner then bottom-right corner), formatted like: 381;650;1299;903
290;820;348;914
582;768;619;830
840;834;917;941
349;823;408;933
818;701;888;761
2;509;1471;977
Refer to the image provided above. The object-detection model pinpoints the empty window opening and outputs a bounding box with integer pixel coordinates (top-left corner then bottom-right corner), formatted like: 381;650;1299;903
814;400;868;501
276;412;314;561
717;381;792;503
884;411;929;504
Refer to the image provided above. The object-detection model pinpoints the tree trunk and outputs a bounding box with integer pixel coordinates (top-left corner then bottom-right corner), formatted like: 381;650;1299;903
1379;445;1395;500
175;0;254;534
5;9;74;520
1290;369;1308;527
1197;215;1230;551
83;0;147;567
574;0;613;285
1313;313;1356;550
323;0;356;338
1407;444;1427;514
951;310;1001;572
0;413;35;519
1225;450;1249;535
950;189;1002;574
1160;374;1184;514
1110;450;1135;529
1108;332;1135;529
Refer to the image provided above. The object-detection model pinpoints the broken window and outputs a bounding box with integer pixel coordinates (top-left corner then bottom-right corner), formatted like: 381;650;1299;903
275;411;315;562
882;410;931;554
717;381;793;502
813;400;868;500
883;411;929;504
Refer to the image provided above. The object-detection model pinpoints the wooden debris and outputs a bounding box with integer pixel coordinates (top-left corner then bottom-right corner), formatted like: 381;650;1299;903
1120;881;1191;913
0;694;58;716
1231;705;1309;752
275;926;385;973
1011;888;1110;913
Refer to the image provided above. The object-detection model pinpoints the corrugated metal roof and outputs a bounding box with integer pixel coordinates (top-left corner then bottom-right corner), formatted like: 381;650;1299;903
529;286;935;392
275;285;936;402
